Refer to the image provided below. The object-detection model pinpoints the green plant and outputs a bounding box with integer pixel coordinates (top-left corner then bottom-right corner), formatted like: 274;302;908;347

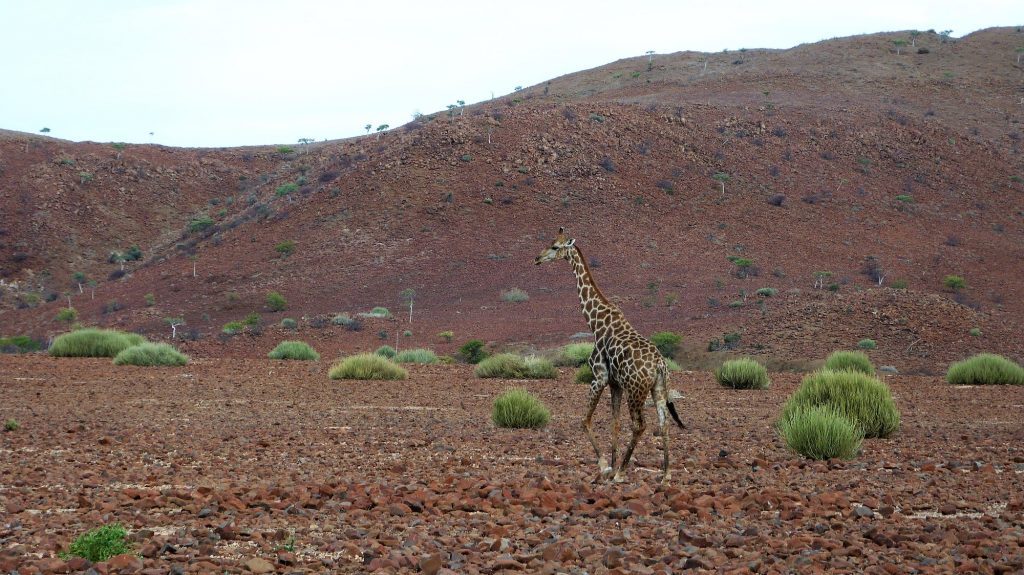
60;524;133;563
277;146;295;154
188;214;214;233
524;356;559;379
778;405;863;460
650;332;682;359
946;353;1024;386
275;182;299;197
857;339;877;350
438;330;454;342
492;388;551;429
969;327;981;337
374;345;397;358
113;342;189;366
394;348;439;364
281;318;297;330
891;279;908;290
555;342;594;367
4;419;19;431
275;240;296;257
367;306;391;318
143;293;155;306
55;307;78;323
0;336;42;354
824;350;875;375
755;287;778;297
781;369;900;438
50;329;146;358
475;353;528;378
222;321;245;335
501;288;529;303
268;341;320;361
329;354;408;380
712;171;730;194
575;364;594;384
895;194;913;203
727;256;754;278
459;339;489;364
266;291;287;311
715;358;771;389
943;275;966;291
403;330;413;337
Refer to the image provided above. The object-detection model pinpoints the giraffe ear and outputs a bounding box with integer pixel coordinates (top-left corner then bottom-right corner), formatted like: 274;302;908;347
565;238;576;248
558;226;565;234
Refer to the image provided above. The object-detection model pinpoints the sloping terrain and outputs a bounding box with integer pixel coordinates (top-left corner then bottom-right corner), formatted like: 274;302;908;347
1;28;1022;371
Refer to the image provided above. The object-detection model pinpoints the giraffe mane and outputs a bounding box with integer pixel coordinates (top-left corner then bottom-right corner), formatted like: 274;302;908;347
572;244;616;310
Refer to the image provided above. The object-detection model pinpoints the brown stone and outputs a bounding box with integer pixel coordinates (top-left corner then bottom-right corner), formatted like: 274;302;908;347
419;553;444;575
244;557;275;573
107;553;143;573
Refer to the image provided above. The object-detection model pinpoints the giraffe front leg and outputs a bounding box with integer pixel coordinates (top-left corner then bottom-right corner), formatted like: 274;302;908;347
613;400;646;483
582;363;609;479
608;385;623;480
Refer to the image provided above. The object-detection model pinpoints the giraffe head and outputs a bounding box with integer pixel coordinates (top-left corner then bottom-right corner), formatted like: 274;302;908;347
534;227;576;265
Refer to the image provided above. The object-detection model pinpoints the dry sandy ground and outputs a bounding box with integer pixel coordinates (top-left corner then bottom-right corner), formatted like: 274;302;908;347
1;355;1022;574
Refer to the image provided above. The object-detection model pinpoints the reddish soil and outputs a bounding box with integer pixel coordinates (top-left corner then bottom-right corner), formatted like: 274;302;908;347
2;355;1023;573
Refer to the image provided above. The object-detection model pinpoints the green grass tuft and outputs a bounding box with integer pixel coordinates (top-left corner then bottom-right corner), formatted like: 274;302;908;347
715;358;771;389
329;353;407;380
575;364;594;384
394;348;439;364
374;345;397;358
60;523;133;562
778;405;863;460
492;388;551;429
824;350;875;375
781;369;900;438
0;335;42;353
475;353;556;379
857;339;877;350
268;341;319;361
113;342;189;366
4;419;19;431
554;342;594;367
946;353;1024;385
50;329;146;358
524;356;558;379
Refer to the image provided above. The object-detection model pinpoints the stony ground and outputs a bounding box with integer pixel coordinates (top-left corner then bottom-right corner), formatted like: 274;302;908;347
1;355;1023;574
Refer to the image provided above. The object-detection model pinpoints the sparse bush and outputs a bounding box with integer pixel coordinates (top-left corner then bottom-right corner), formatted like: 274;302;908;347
55;307;77;323
275;182;299;197
60;524;133;563
969;327;981;337
946;353;1024;386
50;329;146;358
475;353;527;378
524;356;559;379
781;369;900;438
891;279;908;289
501;288;529;303
857;339;877;350
274;240;296;257
266;291;287;311
0;336;43;354
824;350;874;374
113;342;189;366
366;306;391;318
281;318;297;330
555;342;594;367
189;214;214;233
329;353;408;380
144;293;155;306
575;364;594;384
438;330;454;342
492;388;551;429
223;321;245;335
650;332;682;359
4;419;19;431
755;287;778;297
394;348;439;364
374;345;397;358
715;358;771;389
778;405;863;460
268;341;319;361
459;339;489;364
943;275;966;291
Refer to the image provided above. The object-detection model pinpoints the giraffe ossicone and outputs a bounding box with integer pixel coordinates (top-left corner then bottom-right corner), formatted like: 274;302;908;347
535;227;685;484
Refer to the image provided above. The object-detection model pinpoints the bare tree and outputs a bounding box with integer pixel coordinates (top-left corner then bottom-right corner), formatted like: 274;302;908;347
400;288;416;323
165;317;185;339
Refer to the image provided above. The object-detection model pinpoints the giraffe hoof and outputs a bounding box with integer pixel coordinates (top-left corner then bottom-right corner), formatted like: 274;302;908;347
660;473;672;485
600;466;614;480
611;473;626;483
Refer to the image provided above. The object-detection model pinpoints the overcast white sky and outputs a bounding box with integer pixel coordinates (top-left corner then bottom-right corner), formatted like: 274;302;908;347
1;0;1021;147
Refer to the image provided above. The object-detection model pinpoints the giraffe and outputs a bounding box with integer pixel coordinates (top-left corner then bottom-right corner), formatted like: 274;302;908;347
535;227;685;483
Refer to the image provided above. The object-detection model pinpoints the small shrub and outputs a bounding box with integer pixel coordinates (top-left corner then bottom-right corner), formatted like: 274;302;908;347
188;215;214;233
969;327;981;337
459;339;489;364
374;345;397;358
475;353;528;378
895;194;914;203
891;279;908;289
857;339;877;350
715;358;771;389
50;329;146;358
394;348;439;364
4;419;19;431
274;240;296;257
650;332;682;358
268;341;320;361
281;318;297;330
779;405;863;460
275;182;299;197
103;300;123;314
824;350;875;374
60;524;133;563
781;369;900;438
403;330;412;337
755;287;778;297
501;288;529;303
55;307;78;323
946;353;1024;386
943;275;966;291
524;356;558;379
366;306;391;318
0;336;43;353
113;342;189;366
266;291;287;311
438;330;454;342
492;388;551;429
329;353;408;380
555;342;594;367
575;364;594;384
222;321;245;335
144;293;155;306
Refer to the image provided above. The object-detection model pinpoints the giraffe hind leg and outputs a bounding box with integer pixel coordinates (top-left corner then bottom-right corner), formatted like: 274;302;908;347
607;384;623;480
613;398;646;483
582;362;609;478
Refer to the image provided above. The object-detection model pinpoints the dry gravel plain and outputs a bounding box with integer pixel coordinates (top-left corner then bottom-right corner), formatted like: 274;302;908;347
1;355;1023;574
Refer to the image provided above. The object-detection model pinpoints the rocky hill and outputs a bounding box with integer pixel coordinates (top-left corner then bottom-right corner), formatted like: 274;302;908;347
1;28;1022;372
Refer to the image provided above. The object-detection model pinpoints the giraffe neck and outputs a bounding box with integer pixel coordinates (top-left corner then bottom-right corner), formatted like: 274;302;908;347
567;245;622;337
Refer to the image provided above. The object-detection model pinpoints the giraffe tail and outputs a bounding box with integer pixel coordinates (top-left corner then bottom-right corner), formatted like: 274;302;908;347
667;401;685;429
659;363;686;429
